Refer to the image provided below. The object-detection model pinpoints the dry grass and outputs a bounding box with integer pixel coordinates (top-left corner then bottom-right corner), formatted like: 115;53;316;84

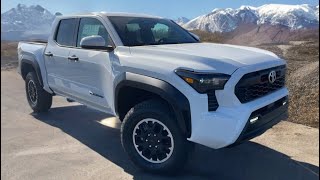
1;41;18;58
190;30;224;43
1;41;18;69
287;42;319;61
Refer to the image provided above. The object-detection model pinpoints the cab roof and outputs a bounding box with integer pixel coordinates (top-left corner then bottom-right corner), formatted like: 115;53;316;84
57;12;163;19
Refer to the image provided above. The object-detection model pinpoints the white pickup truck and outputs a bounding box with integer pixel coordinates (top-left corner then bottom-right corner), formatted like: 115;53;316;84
18;12;289;173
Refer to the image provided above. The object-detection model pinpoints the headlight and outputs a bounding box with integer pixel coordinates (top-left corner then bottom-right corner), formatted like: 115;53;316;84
175;68;230;93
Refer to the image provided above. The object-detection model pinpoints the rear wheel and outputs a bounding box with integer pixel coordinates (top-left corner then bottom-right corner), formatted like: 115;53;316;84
25;72;52;112
121;99;190;174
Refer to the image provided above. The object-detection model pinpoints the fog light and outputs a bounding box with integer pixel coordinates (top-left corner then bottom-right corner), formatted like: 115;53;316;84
250;117;259;124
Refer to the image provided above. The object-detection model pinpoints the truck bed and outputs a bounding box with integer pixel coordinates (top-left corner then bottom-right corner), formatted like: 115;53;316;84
18;41;47;55
19;40;47;45
17;41;47;75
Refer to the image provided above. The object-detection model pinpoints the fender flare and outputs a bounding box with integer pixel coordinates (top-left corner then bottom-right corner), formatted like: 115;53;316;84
20;58;43;87
115;72;192;137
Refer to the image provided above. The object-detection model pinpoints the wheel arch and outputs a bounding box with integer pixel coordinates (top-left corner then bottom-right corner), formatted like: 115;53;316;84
20;58;43;87
115;72;192;138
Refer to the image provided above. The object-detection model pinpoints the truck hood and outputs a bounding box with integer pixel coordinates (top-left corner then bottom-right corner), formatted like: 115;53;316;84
128;43;283;75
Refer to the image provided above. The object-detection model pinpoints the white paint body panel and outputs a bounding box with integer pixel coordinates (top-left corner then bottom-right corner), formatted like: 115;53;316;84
18;13;288;149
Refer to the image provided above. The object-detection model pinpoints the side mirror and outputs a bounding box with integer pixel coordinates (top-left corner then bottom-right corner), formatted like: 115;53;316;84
80;35;114;51
189;32;200;42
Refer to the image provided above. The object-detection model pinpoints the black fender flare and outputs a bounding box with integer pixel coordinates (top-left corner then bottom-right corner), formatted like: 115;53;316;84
115;72;191;137
20;58;43;87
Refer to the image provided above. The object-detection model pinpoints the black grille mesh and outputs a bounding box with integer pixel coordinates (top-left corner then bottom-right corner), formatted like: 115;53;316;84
208;90;219;111
235;65;286;103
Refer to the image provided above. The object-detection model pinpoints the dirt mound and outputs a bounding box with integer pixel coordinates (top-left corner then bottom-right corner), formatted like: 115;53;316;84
259;41;319;128
287;61;319;128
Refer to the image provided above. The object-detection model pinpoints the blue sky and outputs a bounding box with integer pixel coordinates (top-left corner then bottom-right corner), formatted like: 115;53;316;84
1;0;319;19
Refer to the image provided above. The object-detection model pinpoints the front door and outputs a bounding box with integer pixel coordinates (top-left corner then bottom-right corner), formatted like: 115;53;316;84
67;17;116;113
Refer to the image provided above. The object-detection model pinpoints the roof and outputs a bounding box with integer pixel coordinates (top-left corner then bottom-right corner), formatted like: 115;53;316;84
58;12;163;19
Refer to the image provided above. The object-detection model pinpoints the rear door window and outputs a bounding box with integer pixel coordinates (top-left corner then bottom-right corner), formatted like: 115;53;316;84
55;19;77;46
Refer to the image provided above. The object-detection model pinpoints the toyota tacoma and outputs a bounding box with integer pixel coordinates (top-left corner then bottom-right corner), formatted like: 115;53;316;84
17;12;289;173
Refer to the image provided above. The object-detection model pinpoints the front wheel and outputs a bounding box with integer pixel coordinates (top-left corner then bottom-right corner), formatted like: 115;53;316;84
121;99;191;174
25;72;52;112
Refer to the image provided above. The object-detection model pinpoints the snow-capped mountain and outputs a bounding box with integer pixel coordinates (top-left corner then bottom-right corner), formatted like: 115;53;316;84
1;4;55;32
1;4;60;40
257;4;319;29
184;6;259;32
183;4;319;32
175;17;190;26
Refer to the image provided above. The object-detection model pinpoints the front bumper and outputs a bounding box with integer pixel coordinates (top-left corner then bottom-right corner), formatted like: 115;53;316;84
187;61;289;149
188;89;288;149
229;96;288;147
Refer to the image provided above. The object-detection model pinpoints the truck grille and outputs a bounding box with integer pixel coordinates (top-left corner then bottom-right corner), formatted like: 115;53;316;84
208;90;219;111
235;65;286;103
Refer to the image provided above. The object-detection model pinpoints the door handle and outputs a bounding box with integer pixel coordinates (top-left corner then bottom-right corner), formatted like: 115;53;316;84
68;55;79;61
89;91;104;98
44;52;53;57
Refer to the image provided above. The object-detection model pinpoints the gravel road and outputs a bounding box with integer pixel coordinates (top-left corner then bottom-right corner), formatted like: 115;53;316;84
1;70;319;180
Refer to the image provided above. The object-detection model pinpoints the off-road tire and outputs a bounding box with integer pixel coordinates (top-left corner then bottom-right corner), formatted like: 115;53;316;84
121;99;190;174
25;72;52;112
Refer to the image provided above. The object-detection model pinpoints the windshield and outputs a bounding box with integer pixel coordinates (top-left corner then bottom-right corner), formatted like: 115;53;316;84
108;16;199;46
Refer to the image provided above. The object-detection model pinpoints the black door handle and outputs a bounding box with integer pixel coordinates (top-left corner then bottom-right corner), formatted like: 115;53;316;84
44;52;53;56
68;55;79;61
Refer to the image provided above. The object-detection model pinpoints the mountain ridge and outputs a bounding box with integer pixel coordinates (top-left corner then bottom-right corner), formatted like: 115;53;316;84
182;4;319;32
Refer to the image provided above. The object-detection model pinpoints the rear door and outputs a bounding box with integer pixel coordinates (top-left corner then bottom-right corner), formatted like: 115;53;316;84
67;17;116;113
44;18;78;95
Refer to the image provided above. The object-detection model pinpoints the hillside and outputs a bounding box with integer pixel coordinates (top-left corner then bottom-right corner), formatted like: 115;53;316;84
224;24;319;46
